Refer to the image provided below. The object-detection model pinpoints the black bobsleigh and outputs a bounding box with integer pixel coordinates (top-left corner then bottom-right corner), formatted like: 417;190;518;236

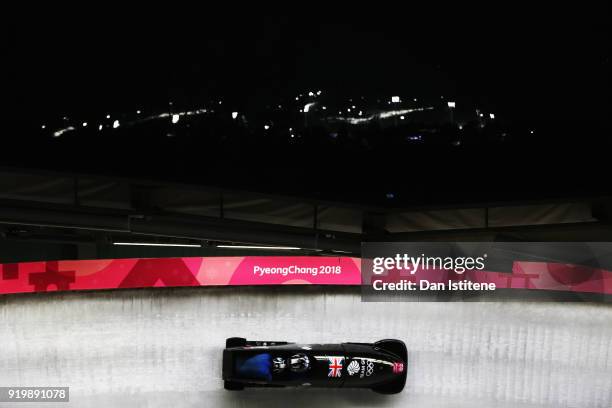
222;337;407;394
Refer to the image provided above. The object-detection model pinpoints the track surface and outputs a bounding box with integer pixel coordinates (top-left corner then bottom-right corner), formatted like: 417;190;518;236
1;287;611;407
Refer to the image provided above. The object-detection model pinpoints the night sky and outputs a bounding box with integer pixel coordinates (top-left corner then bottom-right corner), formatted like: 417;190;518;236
5;6;610;123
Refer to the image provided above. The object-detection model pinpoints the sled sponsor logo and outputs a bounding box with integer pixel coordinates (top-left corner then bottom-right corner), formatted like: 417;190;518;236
351;359;375;378
347;360;360;376
327;357;344;377
365;361;374;376
392;362;404;374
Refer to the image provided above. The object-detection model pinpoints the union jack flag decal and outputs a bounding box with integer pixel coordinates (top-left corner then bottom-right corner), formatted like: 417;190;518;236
327;356;344;377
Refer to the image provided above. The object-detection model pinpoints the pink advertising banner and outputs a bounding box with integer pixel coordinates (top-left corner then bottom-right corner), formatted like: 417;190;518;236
1;256;611;296
0;257;361;295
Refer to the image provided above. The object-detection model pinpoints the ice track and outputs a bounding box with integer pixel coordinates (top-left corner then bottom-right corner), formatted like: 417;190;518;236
1;287;611;407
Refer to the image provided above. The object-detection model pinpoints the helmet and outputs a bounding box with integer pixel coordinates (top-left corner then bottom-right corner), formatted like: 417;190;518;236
289;353;310;373
272;357;286;373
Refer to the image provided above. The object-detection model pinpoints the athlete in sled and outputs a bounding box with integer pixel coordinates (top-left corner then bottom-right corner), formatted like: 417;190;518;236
222;337;407;394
